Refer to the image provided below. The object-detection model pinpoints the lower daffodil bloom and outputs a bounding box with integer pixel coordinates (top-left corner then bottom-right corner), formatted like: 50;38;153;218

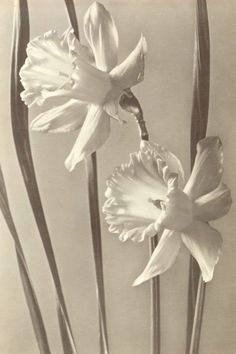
103;137;232;285
20;2;147;171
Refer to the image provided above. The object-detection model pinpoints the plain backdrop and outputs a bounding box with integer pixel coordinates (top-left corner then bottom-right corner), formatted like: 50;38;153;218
0;0;235;353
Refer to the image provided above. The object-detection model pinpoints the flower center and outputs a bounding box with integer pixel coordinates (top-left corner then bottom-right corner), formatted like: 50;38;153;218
150;190;193;232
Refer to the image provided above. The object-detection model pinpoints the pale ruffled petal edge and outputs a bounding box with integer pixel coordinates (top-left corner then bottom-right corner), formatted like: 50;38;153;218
140;140;185;188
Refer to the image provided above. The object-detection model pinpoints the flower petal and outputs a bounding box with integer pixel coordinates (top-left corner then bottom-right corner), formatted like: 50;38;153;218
156;174;193;232
103;149;173;241
30;99;88;133
184;137;224;199
65;104;110;171
181;221;222;282
140;140;185;188
193;183;232;221
109;34;147;89
20;29;76;106
20;27;112;107
103;197;158;243
133;230;181;286
84;2;118;71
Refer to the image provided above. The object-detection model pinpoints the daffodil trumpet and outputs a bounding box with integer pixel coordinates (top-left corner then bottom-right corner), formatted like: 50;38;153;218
103;137;232;285
20;1;147;171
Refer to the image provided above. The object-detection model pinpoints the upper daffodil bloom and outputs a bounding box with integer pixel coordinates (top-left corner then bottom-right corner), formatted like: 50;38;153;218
20;2;147;171
103;137;232;285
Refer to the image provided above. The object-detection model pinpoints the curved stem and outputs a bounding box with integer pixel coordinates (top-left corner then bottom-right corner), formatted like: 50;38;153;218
119;89;149;141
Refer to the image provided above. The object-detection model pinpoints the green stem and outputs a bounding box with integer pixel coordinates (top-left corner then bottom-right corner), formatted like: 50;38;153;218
189;278;206;354
186;0;210;353
86;154;109;354
149;236;161;354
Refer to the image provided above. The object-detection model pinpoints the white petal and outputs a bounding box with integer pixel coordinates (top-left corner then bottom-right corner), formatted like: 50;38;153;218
20;29;76;105
156;174;193;232
65;104;110;171
61;27;93;64
109;34;147;89
103;149;172;242
36;59;112;106
103;100;124;123
103;198;157;242
184;137;224;199
140;140;185;188
20;27;112;107
84;2;118;71
30;100;88;133
133;230;181;286
119;223;156;243
181;221;222;282
193;183;232;221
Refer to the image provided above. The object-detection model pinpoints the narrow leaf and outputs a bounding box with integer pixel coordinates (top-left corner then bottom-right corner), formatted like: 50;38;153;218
10;1;77;352
64;0;80;39
190;0;210;167
186;1;210;353
63;1;109;353
0;166;51;354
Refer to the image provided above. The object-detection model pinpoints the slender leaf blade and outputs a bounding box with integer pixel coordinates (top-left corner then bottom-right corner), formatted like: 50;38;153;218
10;1;77;352
0;166;51;354
186;1;210;353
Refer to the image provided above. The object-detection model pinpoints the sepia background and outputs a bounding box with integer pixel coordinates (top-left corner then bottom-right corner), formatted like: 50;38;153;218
0;0;235;353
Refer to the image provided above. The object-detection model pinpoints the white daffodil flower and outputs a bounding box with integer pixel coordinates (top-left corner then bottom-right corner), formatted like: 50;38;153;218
20;2;147;171
103;137;232;285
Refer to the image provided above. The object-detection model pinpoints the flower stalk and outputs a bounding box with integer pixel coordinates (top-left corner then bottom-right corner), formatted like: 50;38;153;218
120;90;160;354
86;154;109;354
186;0;210;353
11;1;77;353
63;1;109;353
120;89;149;141
189;277;206;354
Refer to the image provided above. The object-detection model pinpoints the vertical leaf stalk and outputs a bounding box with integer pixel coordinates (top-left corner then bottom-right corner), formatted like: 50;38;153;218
63;1;109;353
11;1;77;353
186;0;210;353
0;167;51;354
